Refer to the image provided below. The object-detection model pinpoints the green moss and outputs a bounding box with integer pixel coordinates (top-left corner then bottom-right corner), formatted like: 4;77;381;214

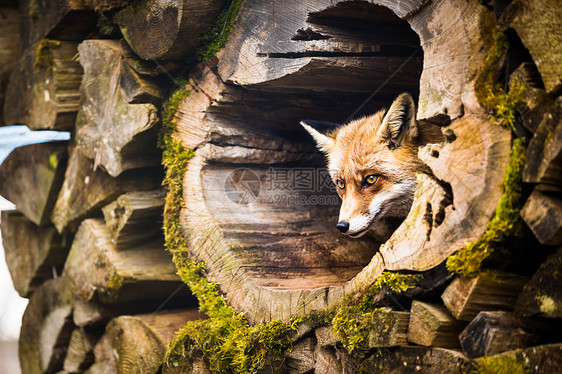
48;153;58;171
474;12;526;131
34;39;61;70
332;272;419;353
468;356;529;374
29;0;40;19
107;273;123;290
447;138;528;277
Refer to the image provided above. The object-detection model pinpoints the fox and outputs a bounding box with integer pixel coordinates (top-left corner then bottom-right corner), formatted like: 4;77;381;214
301;93;443;241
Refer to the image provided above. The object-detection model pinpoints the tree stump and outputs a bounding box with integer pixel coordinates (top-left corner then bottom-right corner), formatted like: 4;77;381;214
3;40;82;130
171;0;513;322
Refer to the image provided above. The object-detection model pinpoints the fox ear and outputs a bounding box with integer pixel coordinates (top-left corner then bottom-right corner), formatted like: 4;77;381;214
379;93;418;149
300;120;338;154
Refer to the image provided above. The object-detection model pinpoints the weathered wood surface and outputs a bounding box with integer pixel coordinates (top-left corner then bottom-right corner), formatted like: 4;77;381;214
285;337;316;373
172;0;512;322
103;310;201;374
63;218;184;304
163;348;210;374
63;327;101;373
114;0;225;60
90;334;116;374
102;189;165;249
442;274;528;321
51;144;161;233
407;300;466;348
523;96;562;188
83;0;130;11
516;247;562;319
459;311;540;359
521;189;562;246
75;40;161;177
19;278;75;374
3;40;82;130
0;211;68;297
368;309;410;348
0;142;67;225
473;343;562;374
18;0;97;48
0;7;21;123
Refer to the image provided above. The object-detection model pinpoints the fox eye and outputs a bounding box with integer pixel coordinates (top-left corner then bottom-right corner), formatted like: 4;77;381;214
336;179;345;189
364;174;378;186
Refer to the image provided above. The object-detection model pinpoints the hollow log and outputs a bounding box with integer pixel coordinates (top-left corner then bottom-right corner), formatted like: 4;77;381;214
0;142;67;226
101;189;165;249
75;40;161;177
407;300;466;348
18;0;97;48
171;0;512;323
63;218;186;304
114;0;225;61
63;327;101;373
516;247;562;319
98;310;201;374
521;189;562;246
0;7;21;123
441;274;529;321
0;211;69;297
3;40;82;130
19;278;75;374
51;144;162;233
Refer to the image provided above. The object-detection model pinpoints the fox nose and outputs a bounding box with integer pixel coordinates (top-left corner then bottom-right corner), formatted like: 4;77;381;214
336;221;349;233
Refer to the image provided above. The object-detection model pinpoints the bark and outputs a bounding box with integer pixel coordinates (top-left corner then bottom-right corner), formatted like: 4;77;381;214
0;7;21;123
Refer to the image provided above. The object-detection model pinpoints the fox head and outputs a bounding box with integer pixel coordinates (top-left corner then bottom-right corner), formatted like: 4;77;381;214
301;93;436;239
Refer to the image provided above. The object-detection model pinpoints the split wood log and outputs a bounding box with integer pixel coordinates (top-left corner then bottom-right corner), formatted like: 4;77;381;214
19;278;75;374
459;311;540;359
3;40;82;130
75;40;161;177
508;62;548;134
0;7;21;123
63;218;185;304
172;0;512;323
90;334;116;374
101;189;165;249
0;142;67;226
358;347;469;374
284;337;317;374
0;211;69;297
500;0;562;94
368;309;410;348
51;144;162;233
63;327;101;373
407;300;466;348
515;247;562;319
314;346;341;374
315;326;339;347
441;274;529;321
523;96;562;189
473;343;562;373
101;310;201;374
114;0;225;61
18;0;97;49
520;189;562;246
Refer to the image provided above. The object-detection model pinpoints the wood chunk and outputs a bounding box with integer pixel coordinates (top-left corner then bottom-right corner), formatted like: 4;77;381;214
103;310;201;374
367;308;410;348
509;62;548;134
51;144;161;233
75;40;161;177
0;211;69;297
63;327;102;373
358;347;469;374
284;337;317;374
501;0;562;93
18;0;97;48
314;346;342;374
91;334;116;373
3;40;82;130
63;218;183;304
459;311;540;359
407;300;466;348
315;326;339;347
0;7;21;123
516;247;562;318
473;343;562;373
521;189;562;245
114;0;224;60
19;278;75;374
101;189;165;249
0;142;67;225
163;348;210;374
523;94;562;188
441;274;528;321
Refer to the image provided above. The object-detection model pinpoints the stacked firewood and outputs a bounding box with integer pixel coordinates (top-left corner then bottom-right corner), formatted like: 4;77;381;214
0;0;560;373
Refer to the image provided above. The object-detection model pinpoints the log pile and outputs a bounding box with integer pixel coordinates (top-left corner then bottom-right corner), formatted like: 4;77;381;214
0;0;561;373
